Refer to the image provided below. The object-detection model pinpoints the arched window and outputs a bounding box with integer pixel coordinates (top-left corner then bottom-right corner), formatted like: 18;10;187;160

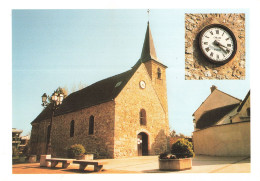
140;109;146;125
89;116;94;135
157;68;161;79
70;120;74;137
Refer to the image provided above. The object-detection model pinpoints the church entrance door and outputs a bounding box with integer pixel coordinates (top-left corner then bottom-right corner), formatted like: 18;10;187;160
137;132;148;156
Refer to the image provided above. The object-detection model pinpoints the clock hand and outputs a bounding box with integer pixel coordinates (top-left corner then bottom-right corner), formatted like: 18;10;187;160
213;40;231;52
213;40;227;54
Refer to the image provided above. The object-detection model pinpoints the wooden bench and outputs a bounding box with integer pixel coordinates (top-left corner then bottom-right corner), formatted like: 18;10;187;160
45;158;74;168
73;160;106;172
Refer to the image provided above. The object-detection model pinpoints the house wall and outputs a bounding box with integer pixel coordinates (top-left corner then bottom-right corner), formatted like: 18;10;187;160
193;121;250;156
193;89;241;122
30;119;50;156
114;63;170;158
51;101;115;158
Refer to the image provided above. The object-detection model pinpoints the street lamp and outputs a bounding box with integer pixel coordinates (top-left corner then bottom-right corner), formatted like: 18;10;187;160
41;89;64;154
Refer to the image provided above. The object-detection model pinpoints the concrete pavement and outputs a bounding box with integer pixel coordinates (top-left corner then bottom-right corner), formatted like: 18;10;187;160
12;155;250;174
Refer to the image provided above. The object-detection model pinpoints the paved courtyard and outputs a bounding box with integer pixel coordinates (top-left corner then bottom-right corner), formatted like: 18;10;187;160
12;155;250;174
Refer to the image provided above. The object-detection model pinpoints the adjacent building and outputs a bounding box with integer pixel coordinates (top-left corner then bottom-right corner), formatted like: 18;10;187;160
30;22;170;158
193;86;250;156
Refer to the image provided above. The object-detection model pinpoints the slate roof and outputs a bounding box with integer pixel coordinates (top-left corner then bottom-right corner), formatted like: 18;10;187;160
196;103;240;129
54;68;136;116
31;104;54;124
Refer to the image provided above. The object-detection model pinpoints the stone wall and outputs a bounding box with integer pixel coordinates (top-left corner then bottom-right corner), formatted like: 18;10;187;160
51;101;115;158
114;64;170;158
193;121;250;156
30;119;50;156
185;13;245;80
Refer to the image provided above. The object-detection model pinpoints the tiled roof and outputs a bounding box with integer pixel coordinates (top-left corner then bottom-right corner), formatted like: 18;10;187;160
196;103;240;129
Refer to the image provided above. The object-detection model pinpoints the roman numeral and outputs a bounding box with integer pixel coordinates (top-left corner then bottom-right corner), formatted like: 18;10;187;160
210;52;214;57
217;54;219;59
205;35;209;38
205;47;210;52
204;42;208;45
227;44;231;47
210;31;213;35
216;30;219;34
226;38;230;41
222;32;225;36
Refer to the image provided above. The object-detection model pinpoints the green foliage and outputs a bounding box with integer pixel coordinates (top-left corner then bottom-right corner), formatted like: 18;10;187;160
12;146;19;156
171;138;195;158
159;152;177;159
67;144;86;158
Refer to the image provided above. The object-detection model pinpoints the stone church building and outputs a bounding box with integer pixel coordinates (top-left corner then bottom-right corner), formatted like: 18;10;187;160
30;22;170;159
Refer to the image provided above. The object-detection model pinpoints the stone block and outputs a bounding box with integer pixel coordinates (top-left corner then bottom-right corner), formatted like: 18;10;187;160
40;155;51;167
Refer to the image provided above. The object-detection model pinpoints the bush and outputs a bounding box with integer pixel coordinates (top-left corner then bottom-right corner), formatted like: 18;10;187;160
159;152;177;159
67;144;85;158
171;138;194;158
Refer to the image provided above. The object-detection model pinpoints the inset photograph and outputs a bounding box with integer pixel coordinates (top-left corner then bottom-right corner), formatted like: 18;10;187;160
185;13;245;80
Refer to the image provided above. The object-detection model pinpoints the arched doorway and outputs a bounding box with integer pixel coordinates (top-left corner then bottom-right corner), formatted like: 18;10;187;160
137;132;148;156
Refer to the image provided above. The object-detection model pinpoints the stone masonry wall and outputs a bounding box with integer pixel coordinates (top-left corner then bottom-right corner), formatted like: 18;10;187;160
30;119;50;156
114;64;169;158
51;101;115;158
185;13;245;80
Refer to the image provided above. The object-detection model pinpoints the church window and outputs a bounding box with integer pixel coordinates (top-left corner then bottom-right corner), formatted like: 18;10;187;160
157;68;161;79
140;109;147;125
89;115;94;135
70;120;75;137
247;108;250;116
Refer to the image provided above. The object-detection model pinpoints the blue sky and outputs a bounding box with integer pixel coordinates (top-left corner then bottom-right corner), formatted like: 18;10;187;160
12;9;250;136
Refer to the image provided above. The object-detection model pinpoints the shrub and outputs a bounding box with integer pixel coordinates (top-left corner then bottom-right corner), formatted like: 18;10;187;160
171;138;195;158
67;144;85;158
159;152;177;159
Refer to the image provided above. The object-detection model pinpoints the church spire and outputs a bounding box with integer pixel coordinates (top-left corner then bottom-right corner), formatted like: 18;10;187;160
139;21;158;63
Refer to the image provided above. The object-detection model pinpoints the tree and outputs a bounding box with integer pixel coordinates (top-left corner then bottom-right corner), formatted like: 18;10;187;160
170;130;177;138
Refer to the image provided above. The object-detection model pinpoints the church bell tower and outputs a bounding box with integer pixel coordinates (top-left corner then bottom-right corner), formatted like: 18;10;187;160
138;22;169;120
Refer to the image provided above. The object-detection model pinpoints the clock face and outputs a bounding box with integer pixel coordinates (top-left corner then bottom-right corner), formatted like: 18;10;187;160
139;80;146;89
199;24;237;64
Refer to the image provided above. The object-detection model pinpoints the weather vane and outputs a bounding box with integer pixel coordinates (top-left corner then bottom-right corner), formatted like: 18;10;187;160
147;9;150;21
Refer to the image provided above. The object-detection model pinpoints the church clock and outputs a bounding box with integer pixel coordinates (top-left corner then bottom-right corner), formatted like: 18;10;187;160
139;80;146;89
199;24;237;65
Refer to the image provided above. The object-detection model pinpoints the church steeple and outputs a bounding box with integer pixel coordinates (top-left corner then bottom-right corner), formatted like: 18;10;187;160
139;22;158;63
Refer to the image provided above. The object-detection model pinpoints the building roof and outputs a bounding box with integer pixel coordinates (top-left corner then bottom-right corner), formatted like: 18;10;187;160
32;22;164;123
192;87;241;116
133;22;167;68
54;68;136;116
31;104;54;124
196;103;240;129
237;90;250;112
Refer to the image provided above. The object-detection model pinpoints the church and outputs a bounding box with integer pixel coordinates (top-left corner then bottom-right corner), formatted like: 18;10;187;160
30;22;170;159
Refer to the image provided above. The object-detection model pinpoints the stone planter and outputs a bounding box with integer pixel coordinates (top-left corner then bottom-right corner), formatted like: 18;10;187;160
159;158;192;171
75;154;94;160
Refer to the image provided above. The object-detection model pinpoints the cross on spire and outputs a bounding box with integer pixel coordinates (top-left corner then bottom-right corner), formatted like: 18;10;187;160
147;9;150;21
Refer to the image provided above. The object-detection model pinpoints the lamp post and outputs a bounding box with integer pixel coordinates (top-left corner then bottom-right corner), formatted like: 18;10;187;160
41;89;64;154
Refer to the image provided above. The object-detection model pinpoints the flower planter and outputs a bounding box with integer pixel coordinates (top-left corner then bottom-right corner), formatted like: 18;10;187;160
159;158;192;171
